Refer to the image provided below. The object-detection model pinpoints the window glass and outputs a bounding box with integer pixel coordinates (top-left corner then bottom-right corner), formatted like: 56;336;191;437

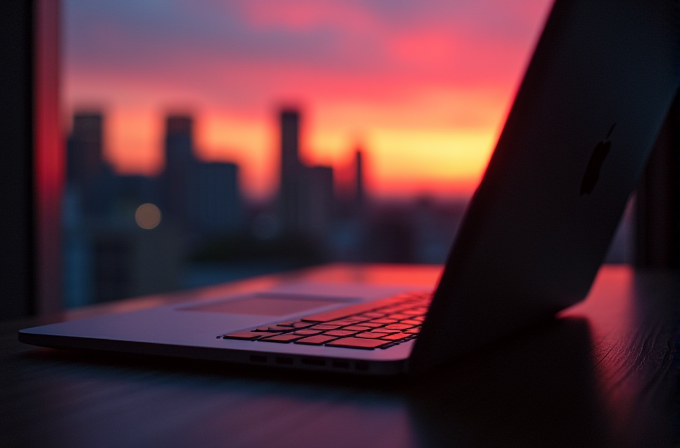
63;0;636;308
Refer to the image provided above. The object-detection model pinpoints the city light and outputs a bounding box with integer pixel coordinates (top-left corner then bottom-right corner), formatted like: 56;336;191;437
135;203;162;230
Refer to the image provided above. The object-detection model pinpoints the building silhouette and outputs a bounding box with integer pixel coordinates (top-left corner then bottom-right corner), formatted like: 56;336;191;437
67;111;112;215
91;225;181;303
64;111;183;306
354;147;366;218
306;165;335;239
162;114;196;231
67;112;104;184
189;162;243;234
278;108;304;234
277;107;337;239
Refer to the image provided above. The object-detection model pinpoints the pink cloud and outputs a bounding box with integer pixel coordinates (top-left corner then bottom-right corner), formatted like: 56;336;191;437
235;0;376;32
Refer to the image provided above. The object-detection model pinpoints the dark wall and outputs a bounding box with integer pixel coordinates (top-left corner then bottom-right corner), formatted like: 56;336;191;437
0;1;35;319
635;94;680;268
0;0;62;320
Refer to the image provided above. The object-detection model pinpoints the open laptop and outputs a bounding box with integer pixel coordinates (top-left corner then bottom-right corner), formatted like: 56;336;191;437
20;0;680;375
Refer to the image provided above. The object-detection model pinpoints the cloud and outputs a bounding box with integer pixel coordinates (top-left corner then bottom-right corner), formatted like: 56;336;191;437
65;0;552;106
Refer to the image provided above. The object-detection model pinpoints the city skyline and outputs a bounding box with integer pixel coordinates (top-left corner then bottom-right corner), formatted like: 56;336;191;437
66;107;364;206
64;104;450;307
63;0;553;200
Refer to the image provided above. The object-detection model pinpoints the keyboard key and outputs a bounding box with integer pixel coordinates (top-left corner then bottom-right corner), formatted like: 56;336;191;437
380;306;411;314
255;325;292;332
371;318;398;324
326;337;391;349
275;321;296;327
370;328;399;334
301;295;413;322
400;319;421;325
294;335;339;345
293;329;323;336
342;325;372;331
357;322;384;328
223;331;275;340
326;319;359;326
383;323;414;330
381;332;411;341
324;330;359;337
355;332;386;339
259;333;304;343
344;316;370;323
231;291;430;349
266;325;296;332
310;324;342;330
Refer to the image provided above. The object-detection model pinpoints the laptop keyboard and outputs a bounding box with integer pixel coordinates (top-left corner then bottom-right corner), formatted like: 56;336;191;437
221;291;431;350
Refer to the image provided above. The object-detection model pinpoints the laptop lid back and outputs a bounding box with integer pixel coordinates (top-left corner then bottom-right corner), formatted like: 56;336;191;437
410;0;680;372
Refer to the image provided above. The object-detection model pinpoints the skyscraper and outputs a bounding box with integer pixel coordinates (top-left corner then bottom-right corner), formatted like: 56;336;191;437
67;112;104;185
162;114;196;231
354;147;365;216
66;111;111;215
278;108;303;233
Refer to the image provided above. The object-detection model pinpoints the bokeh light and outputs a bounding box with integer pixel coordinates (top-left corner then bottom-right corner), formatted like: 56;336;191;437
135;203;162;229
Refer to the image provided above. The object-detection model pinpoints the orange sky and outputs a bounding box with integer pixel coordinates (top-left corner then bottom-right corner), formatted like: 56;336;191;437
64;0;552;200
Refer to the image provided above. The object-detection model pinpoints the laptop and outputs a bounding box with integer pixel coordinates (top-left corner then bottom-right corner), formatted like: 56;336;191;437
20;0;680;375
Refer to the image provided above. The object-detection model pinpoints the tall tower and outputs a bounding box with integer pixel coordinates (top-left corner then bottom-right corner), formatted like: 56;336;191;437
354;146;366;217
165;115;193;165
278;108;303;233
67;111;107;215
162;114;196;230
67;112;104;185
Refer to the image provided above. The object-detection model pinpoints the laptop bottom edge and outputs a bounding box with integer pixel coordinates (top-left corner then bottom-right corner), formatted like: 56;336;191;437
18;331;410;376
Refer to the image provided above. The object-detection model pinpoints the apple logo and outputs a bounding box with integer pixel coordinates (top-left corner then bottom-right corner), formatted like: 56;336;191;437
580;123;616;196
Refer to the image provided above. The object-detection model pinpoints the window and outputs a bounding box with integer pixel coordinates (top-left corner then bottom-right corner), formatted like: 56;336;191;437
62;0;636;308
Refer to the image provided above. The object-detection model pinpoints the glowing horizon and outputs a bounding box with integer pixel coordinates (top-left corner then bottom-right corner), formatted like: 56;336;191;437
64;0;552;200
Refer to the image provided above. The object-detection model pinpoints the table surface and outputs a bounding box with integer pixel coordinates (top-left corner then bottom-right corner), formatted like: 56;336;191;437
2;264;679;448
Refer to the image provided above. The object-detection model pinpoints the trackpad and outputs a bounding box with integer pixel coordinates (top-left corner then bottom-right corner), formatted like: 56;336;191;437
181;295;346;316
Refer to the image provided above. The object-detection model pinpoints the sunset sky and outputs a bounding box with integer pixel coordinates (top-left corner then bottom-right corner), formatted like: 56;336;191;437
63;0;552;200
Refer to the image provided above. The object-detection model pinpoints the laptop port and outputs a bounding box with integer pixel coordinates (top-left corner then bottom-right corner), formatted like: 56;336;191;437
332;360;349;369
275;356;293;365
249;355;267;363
301;357;325;367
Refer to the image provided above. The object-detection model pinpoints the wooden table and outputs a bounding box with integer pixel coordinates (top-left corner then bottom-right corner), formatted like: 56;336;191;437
2;264;678;448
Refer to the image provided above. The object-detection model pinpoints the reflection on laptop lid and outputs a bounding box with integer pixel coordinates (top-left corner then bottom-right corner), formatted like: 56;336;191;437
19;0;680;375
